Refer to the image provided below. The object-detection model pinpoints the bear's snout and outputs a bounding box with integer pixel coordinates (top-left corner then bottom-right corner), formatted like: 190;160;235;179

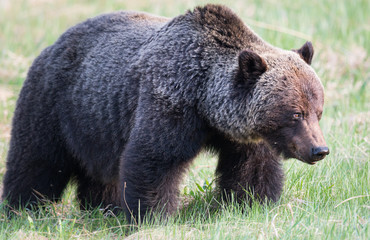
310;146;330;163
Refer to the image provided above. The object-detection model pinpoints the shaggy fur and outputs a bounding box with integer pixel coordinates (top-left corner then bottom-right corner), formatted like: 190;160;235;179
2;4;328;220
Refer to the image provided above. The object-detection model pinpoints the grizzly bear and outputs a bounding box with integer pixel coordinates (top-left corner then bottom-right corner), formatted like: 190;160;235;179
2;4;329;220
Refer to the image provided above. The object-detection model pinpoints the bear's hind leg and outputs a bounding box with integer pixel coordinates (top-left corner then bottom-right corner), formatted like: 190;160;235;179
2;51;74;210
2;147;73;209
2;120;73;209
216;140;284;204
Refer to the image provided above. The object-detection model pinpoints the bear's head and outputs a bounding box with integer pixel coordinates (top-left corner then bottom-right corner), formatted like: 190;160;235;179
235;42;329;164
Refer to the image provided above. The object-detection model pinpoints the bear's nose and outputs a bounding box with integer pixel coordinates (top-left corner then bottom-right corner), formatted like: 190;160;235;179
312;146;330;160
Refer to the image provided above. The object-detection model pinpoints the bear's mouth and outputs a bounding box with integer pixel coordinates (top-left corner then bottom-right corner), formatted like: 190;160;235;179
283;143;325;165
298;153;326;165
267;140;323;165
290;150;318;165
308;153;327;164
300;158;318;165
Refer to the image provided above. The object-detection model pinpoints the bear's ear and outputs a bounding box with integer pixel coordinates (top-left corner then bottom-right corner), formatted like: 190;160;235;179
293;41;314;65
238;50;267;82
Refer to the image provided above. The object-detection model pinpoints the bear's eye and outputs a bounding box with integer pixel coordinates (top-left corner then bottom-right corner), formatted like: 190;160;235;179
293;113;303;120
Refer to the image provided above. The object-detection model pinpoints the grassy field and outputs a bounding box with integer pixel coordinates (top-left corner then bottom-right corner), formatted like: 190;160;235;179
0;0;369;239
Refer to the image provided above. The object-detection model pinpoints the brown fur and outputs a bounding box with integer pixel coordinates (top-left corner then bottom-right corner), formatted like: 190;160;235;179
2;4;328;221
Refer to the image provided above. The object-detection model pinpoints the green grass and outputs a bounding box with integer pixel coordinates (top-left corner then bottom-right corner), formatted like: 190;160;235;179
0;0;369;239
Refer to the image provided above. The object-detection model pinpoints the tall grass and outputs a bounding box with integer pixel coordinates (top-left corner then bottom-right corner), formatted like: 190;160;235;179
0;0;369;239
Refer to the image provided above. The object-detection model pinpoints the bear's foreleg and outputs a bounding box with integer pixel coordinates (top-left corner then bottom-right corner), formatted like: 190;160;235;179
119;105;206;221
216;141;284;205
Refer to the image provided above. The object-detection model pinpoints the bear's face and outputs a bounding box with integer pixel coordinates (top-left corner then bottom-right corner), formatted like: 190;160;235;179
260;60;328;165
237;42;329;164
